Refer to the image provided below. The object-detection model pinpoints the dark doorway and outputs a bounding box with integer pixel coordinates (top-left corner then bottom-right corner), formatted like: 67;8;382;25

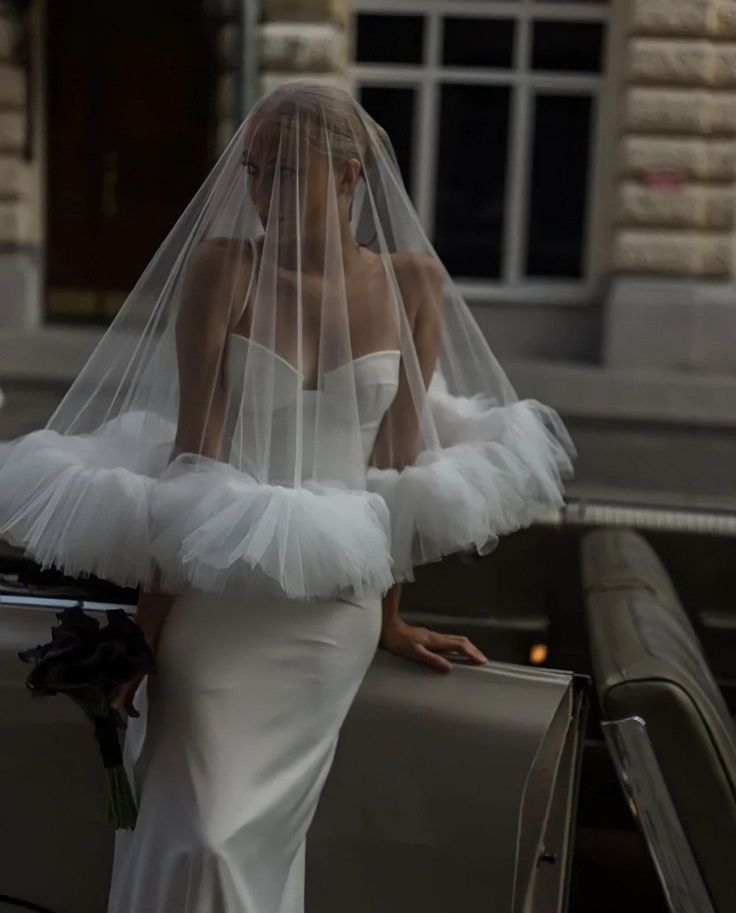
45;0;219;322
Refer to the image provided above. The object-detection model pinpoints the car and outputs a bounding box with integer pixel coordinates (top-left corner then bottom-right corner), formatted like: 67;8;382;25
1;506;733;913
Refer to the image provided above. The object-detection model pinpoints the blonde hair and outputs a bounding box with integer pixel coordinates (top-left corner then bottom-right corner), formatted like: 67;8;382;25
246;81;388;172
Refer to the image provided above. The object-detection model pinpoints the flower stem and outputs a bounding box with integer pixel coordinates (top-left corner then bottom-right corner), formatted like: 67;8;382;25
93;715;138;829
105;766;138;830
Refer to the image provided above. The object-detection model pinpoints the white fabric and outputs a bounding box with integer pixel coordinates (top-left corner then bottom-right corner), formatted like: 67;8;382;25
107;587;382;913
0;80;576;601
0;79;580;913
369;381;575;580
0;355;572;598
228;335;402;481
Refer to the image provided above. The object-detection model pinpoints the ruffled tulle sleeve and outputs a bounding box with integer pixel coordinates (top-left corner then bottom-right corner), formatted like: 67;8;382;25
0;374;574;598
147;453;393;601
0;85;578;605
0;410;176;588
365;371;575;584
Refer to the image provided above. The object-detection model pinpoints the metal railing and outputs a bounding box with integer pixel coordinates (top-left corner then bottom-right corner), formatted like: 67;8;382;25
535;497;736;537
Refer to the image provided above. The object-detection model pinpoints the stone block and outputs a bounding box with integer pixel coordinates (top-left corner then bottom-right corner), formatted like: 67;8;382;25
718;4;736;38
620;135;736;180
263;0;349;29
217;22;240;68
0;250;41;329
216;117;238;157
0;154;23;197
613;228;732;276
604;277;736;374
631;0;736;40
567;421;736;500
628;39;736;86
0;64;24;108
625;87;736;134
0;16;17;61
216;71;236;119
260;21;346;72
0;199;26;242
258;71;350;100
0;111;23;151
508;357;736;425
617;181;735;229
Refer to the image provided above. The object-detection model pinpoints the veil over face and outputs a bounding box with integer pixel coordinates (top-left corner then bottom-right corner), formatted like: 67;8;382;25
0;81;575;601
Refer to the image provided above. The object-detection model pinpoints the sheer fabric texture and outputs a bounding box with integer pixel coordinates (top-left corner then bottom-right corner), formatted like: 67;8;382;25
0;81;575;601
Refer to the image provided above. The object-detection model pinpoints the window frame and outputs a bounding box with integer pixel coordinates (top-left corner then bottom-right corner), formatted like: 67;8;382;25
349;0;614;305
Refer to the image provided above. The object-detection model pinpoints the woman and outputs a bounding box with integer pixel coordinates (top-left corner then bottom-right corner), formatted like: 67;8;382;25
0;81;575;910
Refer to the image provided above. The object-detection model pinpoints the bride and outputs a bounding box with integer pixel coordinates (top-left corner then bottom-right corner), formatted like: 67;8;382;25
0;81;575;911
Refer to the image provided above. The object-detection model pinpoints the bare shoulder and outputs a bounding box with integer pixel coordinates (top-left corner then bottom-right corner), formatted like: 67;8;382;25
388;250;444;327
389;250;443;284
183;237;257;330
190;236;256;274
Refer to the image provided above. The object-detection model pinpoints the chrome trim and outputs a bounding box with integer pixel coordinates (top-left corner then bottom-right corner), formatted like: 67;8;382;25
535;499;736;536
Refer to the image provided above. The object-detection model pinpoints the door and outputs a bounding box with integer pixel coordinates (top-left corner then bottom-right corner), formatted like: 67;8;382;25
45;0;218;322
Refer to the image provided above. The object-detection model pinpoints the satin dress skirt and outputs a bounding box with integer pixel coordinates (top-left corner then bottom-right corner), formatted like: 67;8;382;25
105;586;383;913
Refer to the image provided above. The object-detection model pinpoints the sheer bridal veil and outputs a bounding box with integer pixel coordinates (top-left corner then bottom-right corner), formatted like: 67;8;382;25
0;81;575;601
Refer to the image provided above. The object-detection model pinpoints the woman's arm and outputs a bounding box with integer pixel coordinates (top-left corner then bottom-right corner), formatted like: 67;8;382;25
113;242;254;724
172;239;244;461
372;253;444;636
135;567;173;653
136;240;253;647
372;254;487;672
370;252;444;473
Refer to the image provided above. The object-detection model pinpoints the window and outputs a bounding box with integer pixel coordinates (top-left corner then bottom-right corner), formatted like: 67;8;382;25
359;85;416;192
350;0;611;301
434;84;511;279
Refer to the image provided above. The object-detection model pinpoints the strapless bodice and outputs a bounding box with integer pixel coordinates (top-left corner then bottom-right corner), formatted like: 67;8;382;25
226;334;401;483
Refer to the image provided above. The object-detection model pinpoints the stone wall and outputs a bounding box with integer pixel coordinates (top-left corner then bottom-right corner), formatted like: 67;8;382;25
0;0;42;329
0;11;25;246
613;0;736;277
258;0;350;98
209;0;244;156
212;0;350;153
0;0;354;337
605;0;736;373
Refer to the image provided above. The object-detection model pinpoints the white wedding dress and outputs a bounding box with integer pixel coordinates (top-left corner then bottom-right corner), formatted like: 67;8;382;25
105;335;402;913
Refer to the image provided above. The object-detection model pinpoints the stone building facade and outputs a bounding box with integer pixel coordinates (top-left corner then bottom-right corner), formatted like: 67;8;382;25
0;0;735;506
607;0;736;375
0;0;42;331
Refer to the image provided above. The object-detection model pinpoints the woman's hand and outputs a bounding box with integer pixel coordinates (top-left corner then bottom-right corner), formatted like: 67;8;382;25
108;610;163;729
380;618;488;673
109;666;148;729
106;579;175;729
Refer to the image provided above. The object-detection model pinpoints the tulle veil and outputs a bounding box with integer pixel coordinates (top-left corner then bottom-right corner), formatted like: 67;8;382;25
0;80;575;601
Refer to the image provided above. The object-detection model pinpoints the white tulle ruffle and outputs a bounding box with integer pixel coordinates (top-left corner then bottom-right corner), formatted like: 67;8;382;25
0;413;165;589
149;454;393;601
366;382;576;583
0;387;574;597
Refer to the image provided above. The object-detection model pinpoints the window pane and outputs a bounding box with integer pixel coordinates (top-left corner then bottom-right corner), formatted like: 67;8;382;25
525;93;593;278
358;86;415;195
532;21;604;73
355;14;424;65
434;84;510;279
442;17;515;68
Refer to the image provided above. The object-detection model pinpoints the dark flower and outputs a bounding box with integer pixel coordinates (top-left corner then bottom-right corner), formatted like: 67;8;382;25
18;606;156;830
19;606;155;712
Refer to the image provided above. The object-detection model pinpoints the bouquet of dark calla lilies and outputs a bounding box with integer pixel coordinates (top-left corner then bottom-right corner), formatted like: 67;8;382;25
18;606;156;830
